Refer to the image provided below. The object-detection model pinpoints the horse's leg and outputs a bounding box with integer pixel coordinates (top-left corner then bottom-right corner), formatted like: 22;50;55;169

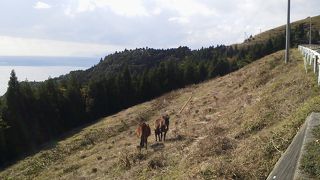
160;132;163;141
163;131;166;141
155;130;158;141
140;135;144;149
145;137;148;150
142;135;146;149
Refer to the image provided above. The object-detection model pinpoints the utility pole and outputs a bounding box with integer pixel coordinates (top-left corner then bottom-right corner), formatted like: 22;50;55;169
309;16;312;45
285;0;290;63
285;0;290;64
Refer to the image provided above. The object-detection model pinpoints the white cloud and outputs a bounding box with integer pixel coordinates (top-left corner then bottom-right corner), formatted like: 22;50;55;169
1;0;320;56
63;0;216;18
34;1;51;9
154;0;216;17
0;36;127;57
65;0;149;17
152;7;162;15
168;17;189;24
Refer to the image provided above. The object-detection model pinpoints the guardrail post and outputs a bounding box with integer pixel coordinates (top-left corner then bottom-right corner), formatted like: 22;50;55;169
300;45;320;84
318;63;320;86
314;55;318;74
313;55;316;73
316;55;320;86
304;53;307;62
304;55;308;73
309;53;313;66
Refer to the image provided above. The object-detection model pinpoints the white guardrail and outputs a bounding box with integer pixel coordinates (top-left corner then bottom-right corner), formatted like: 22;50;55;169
298;45;320;85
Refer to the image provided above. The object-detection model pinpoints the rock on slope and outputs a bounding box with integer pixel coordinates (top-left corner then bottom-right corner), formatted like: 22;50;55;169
1;49;319;179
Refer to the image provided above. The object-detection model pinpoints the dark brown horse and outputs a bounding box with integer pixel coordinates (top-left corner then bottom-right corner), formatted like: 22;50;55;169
136;122;151;150
154;115;170;141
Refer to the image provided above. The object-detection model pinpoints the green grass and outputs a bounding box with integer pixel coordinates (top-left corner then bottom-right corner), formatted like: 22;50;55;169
300;125;320;178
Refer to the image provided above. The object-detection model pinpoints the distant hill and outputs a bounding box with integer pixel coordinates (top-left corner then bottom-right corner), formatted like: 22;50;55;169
58;16;320;85
240;15;320;46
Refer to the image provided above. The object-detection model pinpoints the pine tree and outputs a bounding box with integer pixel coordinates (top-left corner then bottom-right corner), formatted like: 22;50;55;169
5;70;32;154
119;66;134;107
184;61;196;84
198;62;208;81
64;76;87;127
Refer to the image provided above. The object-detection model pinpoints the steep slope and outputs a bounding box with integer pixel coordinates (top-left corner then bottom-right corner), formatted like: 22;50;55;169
2;16;319;168
1;49;320;179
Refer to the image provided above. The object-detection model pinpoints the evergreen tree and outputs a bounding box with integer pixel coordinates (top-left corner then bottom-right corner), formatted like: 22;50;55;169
5;70;32;155
118;66;134;107
215;59;230;76
198;62;208;82
64;76;87;127
265;39;274;55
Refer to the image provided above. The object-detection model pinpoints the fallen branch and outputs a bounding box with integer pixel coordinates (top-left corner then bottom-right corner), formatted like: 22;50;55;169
179;96;192;114
271;138;283;154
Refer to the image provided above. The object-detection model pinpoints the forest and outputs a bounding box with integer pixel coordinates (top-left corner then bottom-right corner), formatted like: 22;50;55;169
0;24;319;166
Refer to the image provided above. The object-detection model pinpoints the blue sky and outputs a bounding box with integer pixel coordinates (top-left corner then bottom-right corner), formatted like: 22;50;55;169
0;0;319;57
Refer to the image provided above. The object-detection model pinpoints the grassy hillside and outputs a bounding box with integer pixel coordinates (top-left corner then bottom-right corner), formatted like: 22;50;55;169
2;49;320;179
240;15;320;46
5;16;313;166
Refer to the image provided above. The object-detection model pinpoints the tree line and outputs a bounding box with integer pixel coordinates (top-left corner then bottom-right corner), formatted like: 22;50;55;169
0;26;319;166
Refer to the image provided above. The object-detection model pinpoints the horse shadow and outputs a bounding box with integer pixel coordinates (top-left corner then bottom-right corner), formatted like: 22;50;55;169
165;134;185;142
150;142;165;151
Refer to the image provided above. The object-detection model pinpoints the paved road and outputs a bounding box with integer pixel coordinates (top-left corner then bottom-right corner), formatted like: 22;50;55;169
266;113;320;180
294;113;320;179
304;44;320;50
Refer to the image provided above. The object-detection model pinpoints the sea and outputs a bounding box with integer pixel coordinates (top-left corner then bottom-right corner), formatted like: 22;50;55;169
0;56;99;96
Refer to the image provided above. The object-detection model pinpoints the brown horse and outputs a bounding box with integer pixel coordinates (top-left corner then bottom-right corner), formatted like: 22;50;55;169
136;122;151;150
154;115;170;141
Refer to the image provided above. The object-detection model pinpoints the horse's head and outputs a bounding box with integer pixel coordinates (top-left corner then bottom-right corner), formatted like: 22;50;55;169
163;115;170;124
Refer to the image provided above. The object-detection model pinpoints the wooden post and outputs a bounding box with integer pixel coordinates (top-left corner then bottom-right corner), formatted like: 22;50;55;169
179;96;192;114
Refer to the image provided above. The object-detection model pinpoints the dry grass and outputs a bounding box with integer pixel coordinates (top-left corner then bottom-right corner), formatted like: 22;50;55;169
1;49;320;179
236;15;320;47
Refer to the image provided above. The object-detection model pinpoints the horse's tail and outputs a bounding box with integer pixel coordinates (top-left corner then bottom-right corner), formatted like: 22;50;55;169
136;126;142;138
